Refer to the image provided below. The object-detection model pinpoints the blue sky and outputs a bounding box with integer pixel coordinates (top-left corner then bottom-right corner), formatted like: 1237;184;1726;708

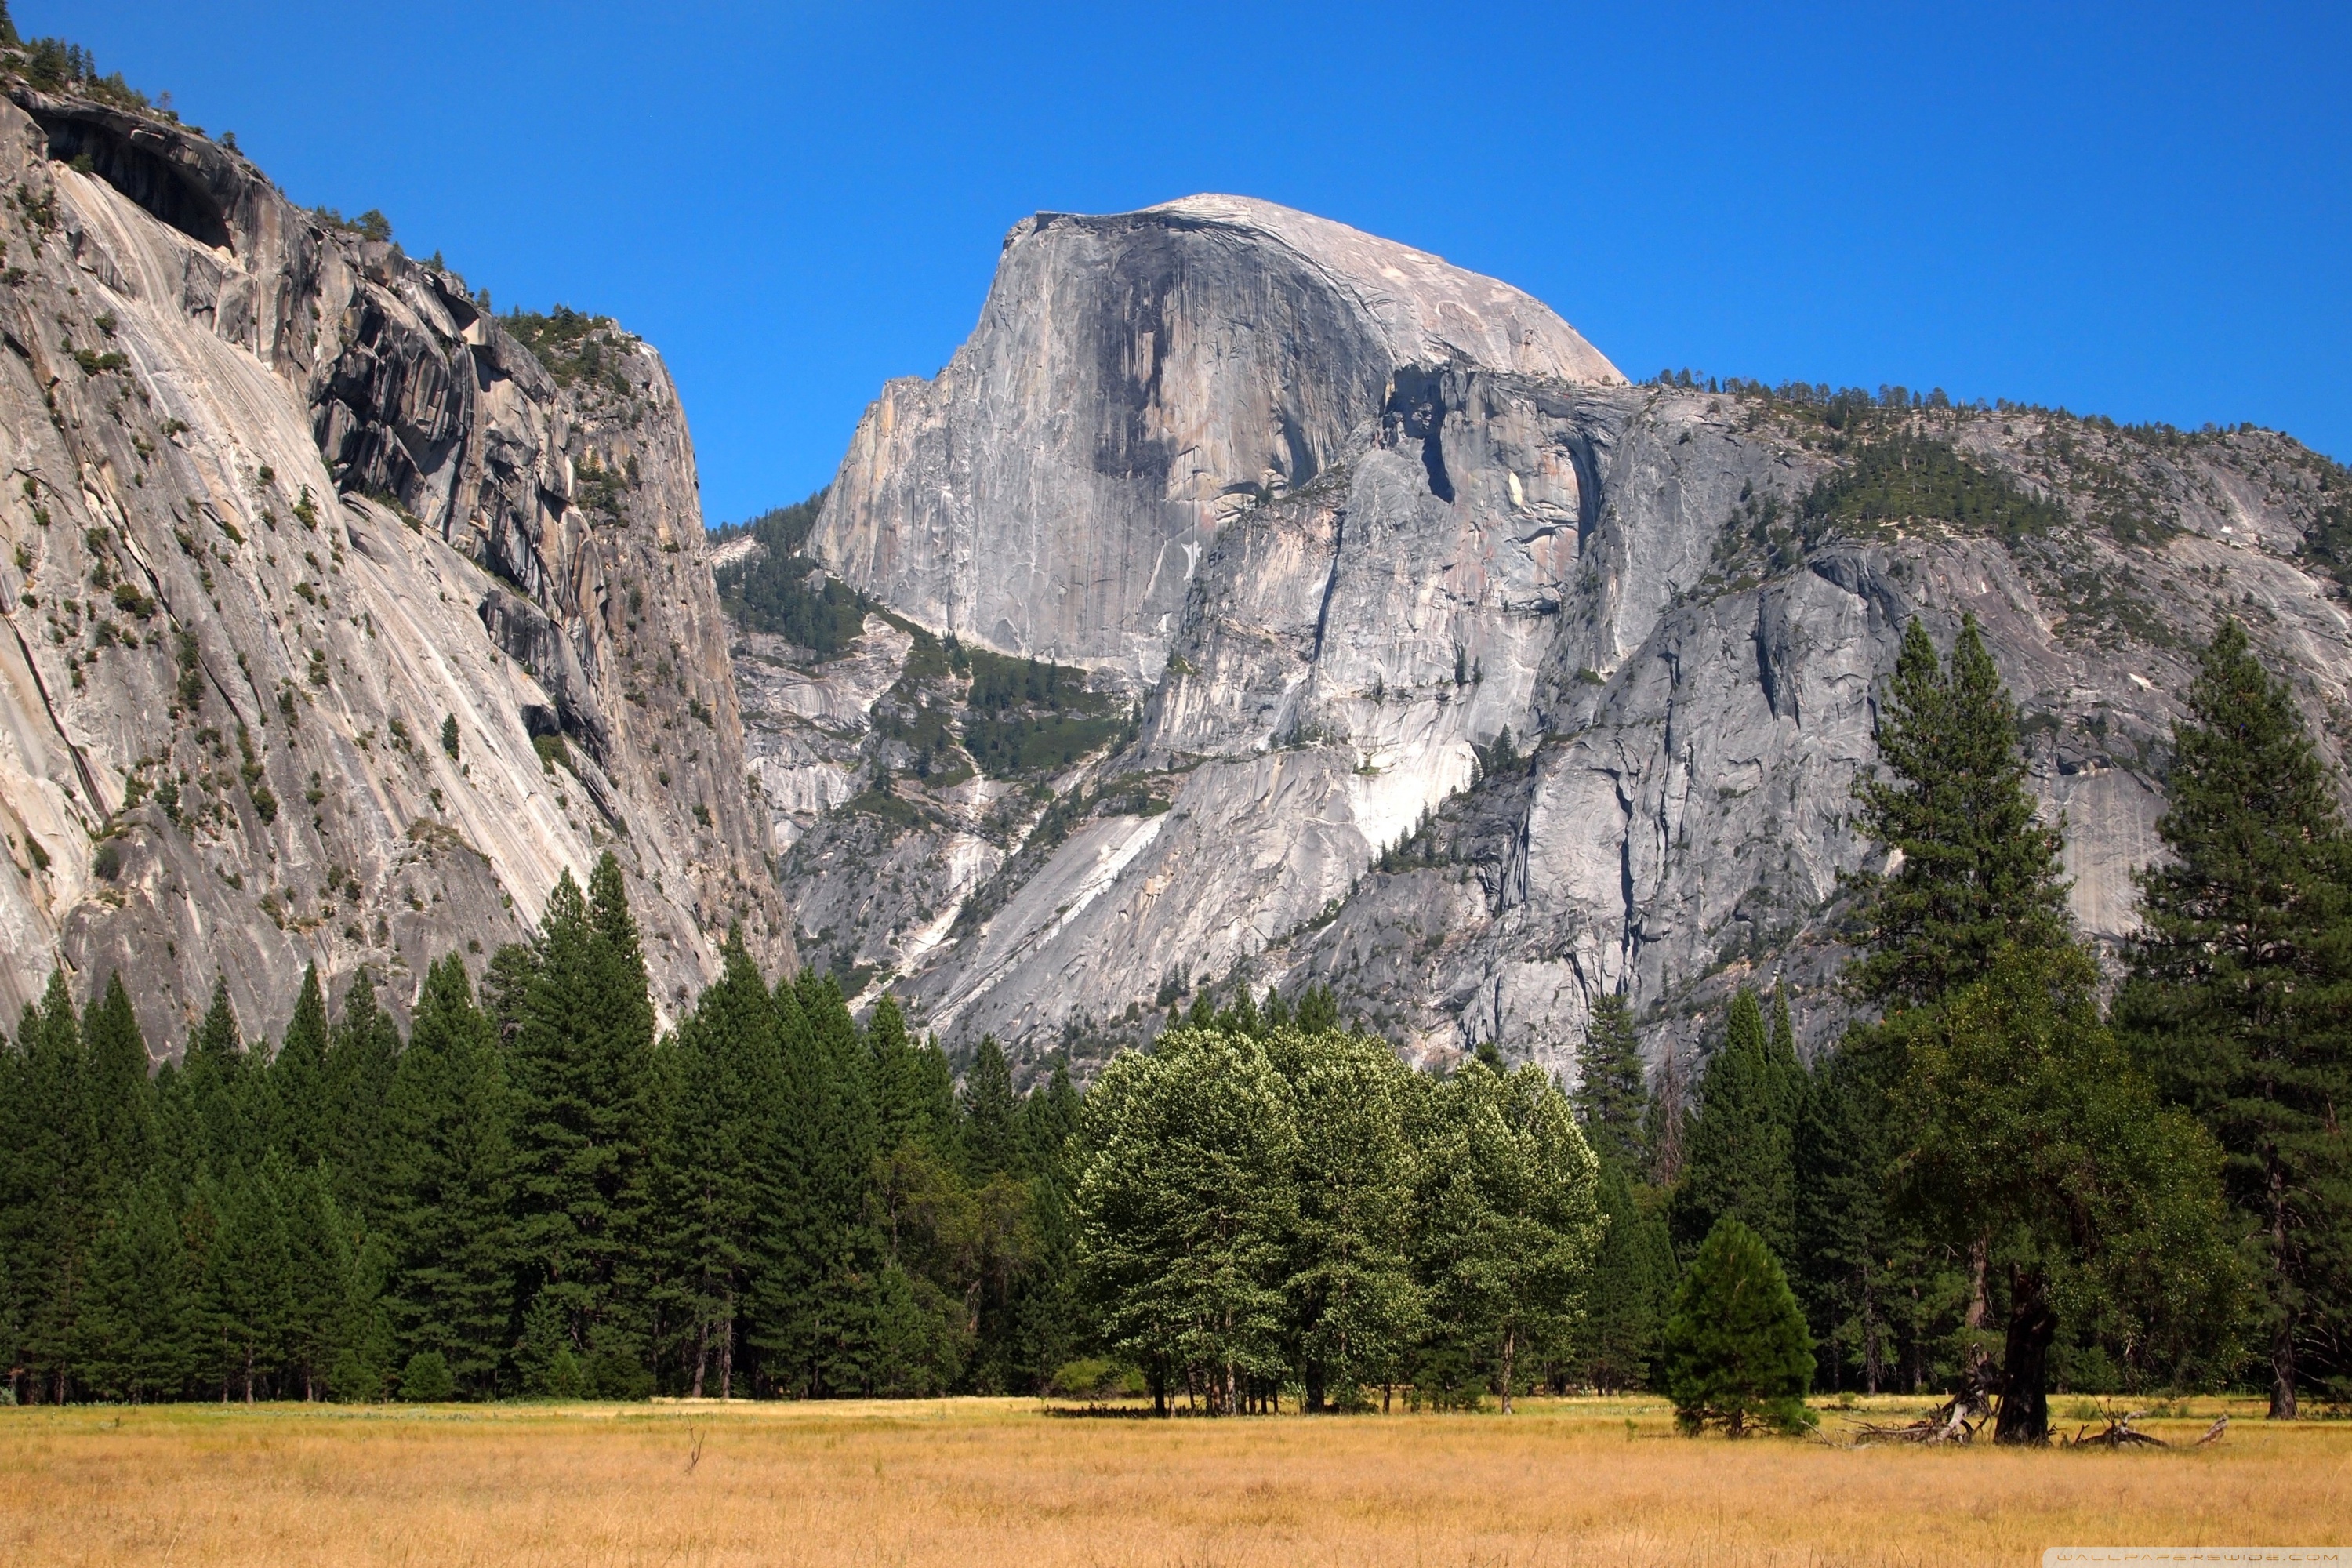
47;2;2351;524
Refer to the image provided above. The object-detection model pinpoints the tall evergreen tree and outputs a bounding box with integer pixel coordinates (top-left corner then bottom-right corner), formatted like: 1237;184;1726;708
1573;1156;1676;1392
79;974;152;1211
74;1167;196;1402
1789;1046;1895;1392
270;965;332;1169
1670;990;1796;1259
383;955;514;1396
1572;993;1648;1171
1850;616;2071;1009
324;970;401;1228
2116;618;2352;1417
960;1036;1019;1181
661;929;785;1399
1889;942;2243;1442
20;970;87;1400
510;858;657;1388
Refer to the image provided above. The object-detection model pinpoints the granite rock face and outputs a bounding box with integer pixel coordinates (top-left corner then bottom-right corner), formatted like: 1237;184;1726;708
0;81;787;1052
811;195;1623;686
776;196;2352;1080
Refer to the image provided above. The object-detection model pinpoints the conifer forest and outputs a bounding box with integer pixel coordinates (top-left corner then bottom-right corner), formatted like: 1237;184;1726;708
3;615;2346;1438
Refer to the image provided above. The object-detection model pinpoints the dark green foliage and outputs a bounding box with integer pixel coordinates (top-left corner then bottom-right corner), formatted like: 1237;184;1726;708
499;306;630;396
1669;990;1798;1260
2116;619;2352;1416
960;1036;1018;1180
958;647;1124;779
1886;942;2244;1442
1574;1158;1676;1392
1571;993;1646;1171
1802;434;2067;546
399;1349;452;1402
1658;1218;1817;1436
383;956;513;1396
710;492;871;659
506;856;656;1384
1791;1043;1900;1392
1849;616;2073;1009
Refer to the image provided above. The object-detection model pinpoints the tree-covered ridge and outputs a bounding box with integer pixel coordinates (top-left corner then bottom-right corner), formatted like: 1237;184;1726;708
717;492;1128;783
1802;434;2068;545
710;493;873;659
499;306;637;399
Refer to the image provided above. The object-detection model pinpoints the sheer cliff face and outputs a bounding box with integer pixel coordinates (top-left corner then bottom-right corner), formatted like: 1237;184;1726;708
0;85;786;1050
780;195;2352;1078
811;195;1623;684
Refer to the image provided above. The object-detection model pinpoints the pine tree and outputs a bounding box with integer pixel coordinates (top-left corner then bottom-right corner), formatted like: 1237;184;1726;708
80;973;153;1203
1669;990;1795;1259
1574;1156;1676;1392
1657;1216;1816;1436
383;955;514;1397
752;971;877;1396
1789;1045;1896;1392
510;858;657;1391
1850;615;2071;1008
660;928;784;1399
1009;1062;1085;1392
960;1036;1019;1181
1572;993;1648;1171
269;965;332;1169
74;1168;197;1402
2115;619;2352;1418
1890;942;2243;1442
324;970;401;1227
20;971;87;1400
183;977;259;1178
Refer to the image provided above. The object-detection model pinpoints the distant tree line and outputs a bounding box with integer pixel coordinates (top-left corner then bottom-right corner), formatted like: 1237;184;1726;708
0;856;1087;1404
4;619;2344;1433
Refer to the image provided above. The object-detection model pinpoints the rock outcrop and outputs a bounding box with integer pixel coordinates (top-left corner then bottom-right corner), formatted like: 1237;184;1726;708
0;75;787;1051
775;195;2352;1080
811;195;1622;685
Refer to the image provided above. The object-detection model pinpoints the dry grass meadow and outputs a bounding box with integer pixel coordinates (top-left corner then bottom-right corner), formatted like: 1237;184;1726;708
2;1393;2343;1566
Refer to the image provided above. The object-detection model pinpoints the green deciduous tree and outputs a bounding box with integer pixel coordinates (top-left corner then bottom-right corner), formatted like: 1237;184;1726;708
1413;1061;1602;1411
1076;1027;1297;1414
1272;1027;1424;1409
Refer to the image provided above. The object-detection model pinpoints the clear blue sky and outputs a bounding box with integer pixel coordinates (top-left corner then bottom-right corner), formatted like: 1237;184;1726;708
48;2;2351;524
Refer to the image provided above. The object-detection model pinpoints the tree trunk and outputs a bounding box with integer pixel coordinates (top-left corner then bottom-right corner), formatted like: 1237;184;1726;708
2269;1158;2298;1420
719;1294;735;1401
691;1320;709;1399
1994;1266;2056;1445
1499;1327;1516;1415
243;1345;255;1406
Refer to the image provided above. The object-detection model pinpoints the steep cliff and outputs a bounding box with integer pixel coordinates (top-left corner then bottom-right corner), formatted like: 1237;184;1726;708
0;71;787;1051
772;195;2352;1079
811;194;1622;684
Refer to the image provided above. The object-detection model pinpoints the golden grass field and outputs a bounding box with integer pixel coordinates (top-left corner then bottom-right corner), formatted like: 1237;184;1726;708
1;1394;2343;1566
